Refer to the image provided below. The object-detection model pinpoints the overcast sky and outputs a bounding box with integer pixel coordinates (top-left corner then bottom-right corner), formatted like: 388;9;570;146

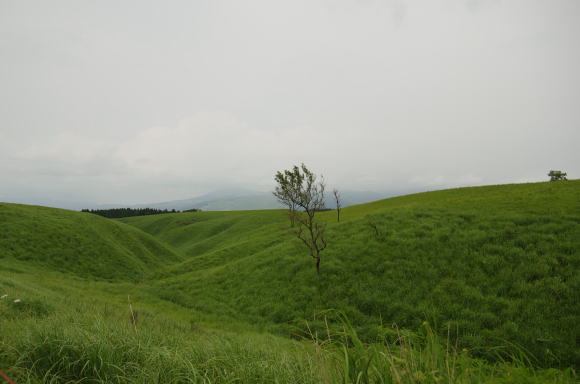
1;0;579;207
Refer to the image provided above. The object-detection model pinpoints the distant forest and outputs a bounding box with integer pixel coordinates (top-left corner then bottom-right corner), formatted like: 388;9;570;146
81;207;199;219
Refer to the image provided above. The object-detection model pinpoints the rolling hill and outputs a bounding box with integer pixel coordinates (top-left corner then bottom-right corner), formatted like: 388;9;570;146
0;203;182;281
0;180;578;382
121;180;580;367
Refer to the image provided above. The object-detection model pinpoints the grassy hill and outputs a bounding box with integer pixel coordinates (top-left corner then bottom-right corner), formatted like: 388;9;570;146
0;203;182;281
122;180;580;367
0;181;578;383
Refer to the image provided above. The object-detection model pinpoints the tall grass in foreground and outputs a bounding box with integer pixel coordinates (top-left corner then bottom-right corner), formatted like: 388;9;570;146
2;314;324;383
306;313;576;384
1;302;576;383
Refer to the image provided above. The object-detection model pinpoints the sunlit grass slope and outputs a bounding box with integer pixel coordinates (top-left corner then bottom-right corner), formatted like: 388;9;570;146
0;203;182;281
123;180;580;367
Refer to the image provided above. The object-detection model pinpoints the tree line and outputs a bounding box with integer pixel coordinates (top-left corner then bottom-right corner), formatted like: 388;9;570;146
81;207;199;219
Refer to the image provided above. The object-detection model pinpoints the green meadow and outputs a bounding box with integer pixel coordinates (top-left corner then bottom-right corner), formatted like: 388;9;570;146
1;180;578;383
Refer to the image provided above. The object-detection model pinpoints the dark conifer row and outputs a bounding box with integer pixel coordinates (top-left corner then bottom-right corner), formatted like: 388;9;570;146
81;207;198;218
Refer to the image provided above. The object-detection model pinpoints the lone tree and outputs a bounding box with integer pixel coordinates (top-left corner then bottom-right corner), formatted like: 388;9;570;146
548;170;567;181
273;164;327;274
333;188;342;222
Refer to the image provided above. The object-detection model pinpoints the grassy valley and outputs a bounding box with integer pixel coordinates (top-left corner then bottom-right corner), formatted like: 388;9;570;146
1;181;579;383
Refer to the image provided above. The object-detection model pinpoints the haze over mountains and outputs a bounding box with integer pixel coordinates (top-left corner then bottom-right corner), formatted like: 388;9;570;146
1;187;421;211
131;188;418;212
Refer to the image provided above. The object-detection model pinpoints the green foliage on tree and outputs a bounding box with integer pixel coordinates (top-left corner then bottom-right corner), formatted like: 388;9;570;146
548;170;567;181
273;164;327;274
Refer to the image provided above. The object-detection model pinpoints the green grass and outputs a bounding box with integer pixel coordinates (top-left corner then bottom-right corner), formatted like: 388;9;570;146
0;271;326;383
121;180;580;368
0;203;182;281
0;180;578;382
0;276;575;383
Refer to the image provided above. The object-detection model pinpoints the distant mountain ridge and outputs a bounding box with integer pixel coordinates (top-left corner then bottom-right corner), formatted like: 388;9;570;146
130;189;416;211
2;188;419;211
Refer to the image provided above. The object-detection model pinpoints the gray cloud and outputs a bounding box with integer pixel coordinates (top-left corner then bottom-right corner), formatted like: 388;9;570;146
0;0;578;207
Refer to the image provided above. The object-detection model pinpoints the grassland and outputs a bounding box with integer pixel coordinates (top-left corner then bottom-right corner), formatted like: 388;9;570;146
121;181;580;367
0;203;182;281
0;181;578;382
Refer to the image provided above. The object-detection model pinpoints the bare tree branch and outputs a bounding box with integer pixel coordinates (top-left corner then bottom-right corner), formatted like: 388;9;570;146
333;188;342;222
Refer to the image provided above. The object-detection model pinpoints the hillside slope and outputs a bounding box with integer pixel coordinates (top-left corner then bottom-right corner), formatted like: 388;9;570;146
0;203;182;281
123;180;580;367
